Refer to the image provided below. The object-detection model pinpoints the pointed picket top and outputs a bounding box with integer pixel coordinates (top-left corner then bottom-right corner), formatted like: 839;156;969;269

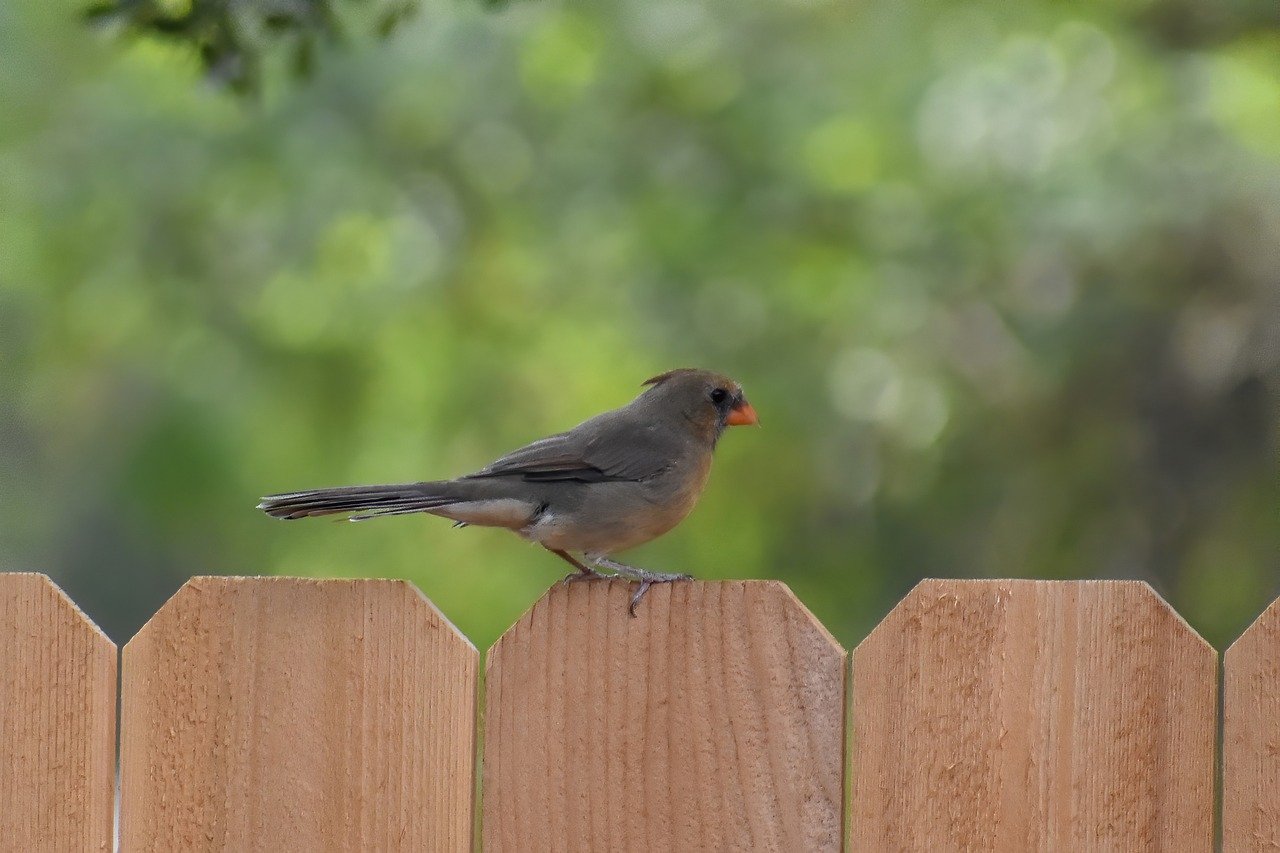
0;572;116;851
120;576;477;851
484;579;846;852
852;579;1215;851
1224;595;1280;851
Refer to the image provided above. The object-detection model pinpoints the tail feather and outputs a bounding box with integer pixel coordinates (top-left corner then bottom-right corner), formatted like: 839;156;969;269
258;483;456;521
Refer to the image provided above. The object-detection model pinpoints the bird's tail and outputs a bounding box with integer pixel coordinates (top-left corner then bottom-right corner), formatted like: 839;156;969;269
257;482;459;521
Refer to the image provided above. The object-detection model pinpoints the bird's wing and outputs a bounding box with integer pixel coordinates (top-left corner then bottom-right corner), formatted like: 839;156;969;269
465;414;678;484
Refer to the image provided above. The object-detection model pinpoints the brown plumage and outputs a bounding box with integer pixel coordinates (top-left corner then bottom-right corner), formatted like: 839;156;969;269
258;369;759;613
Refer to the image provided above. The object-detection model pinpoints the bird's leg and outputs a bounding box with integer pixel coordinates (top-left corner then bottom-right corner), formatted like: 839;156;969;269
587;556;692;616
547;547;612;584
589;556;692;582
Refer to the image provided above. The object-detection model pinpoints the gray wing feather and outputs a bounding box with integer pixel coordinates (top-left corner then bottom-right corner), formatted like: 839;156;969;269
465;412;678;483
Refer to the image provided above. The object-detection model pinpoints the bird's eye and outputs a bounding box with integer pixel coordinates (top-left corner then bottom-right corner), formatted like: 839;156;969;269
710;388;729;405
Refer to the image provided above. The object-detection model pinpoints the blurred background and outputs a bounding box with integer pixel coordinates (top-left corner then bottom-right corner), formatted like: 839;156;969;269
1;0;1277;653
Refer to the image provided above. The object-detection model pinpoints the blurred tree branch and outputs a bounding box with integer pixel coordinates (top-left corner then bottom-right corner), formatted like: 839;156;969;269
1137;0;1280;48
80;0;1277;98
81;0;444;93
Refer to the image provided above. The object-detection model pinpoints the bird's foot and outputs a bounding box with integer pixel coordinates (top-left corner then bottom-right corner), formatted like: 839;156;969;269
624;572;692;616
588;557;692;616
548;547;613;585
561;566;613;585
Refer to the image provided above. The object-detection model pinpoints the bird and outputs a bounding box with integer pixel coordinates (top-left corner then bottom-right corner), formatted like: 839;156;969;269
257;368;759;614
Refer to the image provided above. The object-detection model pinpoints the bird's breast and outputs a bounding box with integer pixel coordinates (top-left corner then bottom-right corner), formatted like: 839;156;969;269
653;453;714;518
521;453;714;555
624;453;714;543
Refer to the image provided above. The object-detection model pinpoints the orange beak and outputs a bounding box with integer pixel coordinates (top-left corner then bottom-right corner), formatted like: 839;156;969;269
726;400;759;427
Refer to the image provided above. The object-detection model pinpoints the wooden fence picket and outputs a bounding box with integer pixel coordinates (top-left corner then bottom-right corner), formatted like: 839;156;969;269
1224;596;1280;851
851;579;1215;850
482;579;847;852
6;569;1272;849
0;573;116;852
118;576;477;851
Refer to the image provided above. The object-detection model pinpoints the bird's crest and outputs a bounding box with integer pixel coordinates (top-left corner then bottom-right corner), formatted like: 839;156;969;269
641;368;701;387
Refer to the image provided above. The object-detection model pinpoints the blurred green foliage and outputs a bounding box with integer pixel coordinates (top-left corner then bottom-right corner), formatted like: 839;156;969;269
82;0;428;93
1;0;1277;654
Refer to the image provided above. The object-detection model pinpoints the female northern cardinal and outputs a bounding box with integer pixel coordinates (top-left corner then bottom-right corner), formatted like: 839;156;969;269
258;368;758;613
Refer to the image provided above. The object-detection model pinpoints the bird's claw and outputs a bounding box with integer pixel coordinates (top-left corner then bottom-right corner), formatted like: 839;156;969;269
584;558;692;616
629;582;651;617
625;571;692;616
562;567;612;585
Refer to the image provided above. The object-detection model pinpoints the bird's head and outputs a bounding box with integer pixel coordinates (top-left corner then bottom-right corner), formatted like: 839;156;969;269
637;368;758;444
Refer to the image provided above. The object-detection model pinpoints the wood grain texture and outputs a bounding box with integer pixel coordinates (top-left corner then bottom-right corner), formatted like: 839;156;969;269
483;579;846;853
1224;596;1280;851
0;572;116;852
852;579;1215;851
119;577;477;852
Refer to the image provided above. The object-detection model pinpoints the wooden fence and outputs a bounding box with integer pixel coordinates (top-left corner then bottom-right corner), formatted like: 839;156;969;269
1;572;1277;851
